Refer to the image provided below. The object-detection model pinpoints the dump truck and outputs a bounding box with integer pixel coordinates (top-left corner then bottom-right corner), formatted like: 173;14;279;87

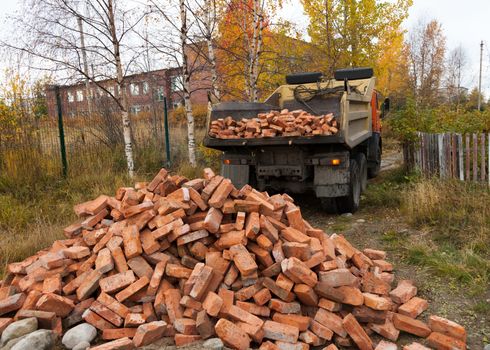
203;67;389;213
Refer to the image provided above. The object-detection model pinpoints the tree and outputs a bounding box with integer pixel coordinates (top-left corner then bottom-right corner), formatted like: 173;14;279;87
302;0;412;81
407;19;446;106
3;0;147;177
445;45;467;107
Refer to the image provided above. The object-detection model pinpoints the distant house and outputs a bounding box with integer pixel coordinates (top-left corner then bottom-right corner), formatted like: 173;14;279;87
45;66;211;119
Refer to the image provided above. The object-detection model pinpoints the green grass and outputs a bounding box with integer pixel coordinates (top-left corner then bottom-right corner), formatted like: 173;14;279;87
365;170;490;296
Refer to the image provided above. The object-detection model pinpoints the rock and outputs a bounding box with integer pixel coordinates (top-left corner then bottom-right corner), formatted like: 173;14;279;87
484;344;490;350
62;323;97;349
203;338;224;350
1;335;28;350
10;329;54;350
356;219;366;223
341;213;353;217
0;317;38;347
72;341;91;350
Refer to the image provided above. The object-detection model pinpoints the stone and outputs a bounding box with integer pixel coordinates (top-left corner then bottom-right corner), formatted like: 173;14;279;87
72;341;91;350
62;323;97;349
1;317;38;347
203;337;224;350
10;329;54;350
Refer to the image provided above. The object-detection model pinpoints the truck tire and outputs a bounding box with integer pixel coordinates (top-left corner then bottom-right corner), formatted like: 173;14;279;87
368;142;381;178
356;153;367;192
320;198;338;214
336;158;361;214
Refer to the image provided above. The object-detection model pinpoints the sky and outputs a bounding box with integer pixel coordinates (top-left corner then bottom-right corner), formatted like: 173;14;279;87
1;0;490;94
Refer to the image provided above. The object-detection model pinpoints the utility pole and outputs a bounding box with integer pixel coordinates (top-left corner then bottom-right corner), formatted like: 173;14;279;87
77;15;92;115
478;40;483;111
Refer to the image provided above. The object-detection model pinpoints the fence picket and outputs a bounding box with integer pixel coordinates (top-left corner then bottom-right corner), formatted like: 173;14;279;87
465;134;470;181
458;134;464;181
473;133;478;181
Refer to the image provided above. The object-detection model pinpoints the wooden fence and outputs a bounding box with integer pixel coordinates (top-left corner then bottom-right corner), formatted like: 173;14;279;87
408;132;490;184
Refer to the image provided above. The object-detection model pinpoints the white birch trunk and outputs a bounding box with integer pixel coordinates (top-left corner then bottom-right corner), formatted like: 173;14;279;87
180;0;197;167
108;0;135;177
248;0;262;102
204;0;220;101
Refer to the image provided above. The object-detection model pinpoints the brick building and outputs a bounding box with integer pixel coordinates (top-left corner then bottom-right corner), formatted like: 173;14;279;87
46;66;211;119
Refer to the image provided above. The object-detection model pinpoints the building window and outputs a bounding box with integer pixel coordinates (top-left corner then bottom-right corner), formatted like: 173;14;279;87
156;86;165;101
67;92;74;103
142;81;149;94
76;90;84;102
171;75;184;92
130;83;140;96
130;105;142;114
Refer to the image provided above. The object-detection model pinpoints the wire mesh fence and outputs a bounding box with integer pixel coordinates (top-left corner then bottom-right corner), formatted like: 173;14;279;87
0;91;209;184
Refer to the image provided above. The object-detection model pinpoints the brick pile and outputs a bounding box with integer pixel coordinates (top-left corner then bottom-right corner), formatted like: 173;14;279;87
0;168;467;350
208;109;339;139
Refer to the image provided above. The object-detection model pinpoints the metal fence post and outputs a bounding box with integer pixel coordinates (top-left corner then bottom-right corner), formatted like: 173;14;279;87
55;86;68;177
163;97;171;168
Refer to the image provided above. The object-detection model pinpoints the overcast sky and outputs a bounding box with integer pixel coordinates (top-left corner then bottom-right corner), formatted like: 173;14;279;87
1;0;490;94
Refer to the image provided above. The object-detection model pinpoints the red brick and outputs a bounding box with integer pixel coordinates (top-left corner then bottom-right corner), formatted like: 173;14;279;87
262;320;299;343
230;244;258;276
281;227;310;244
285;208;305;233
269;298;301;314
100;271;136;294
398;297;428;318
42;274;62;294
314;308;347;338
375;340;398;350
203;207;223;234
402;343;431;350
330;233;358;258
393;313;431;337
427;332;466;350
165;264;192;279
319;268;357;287
260;215;279;243
90;300;124;326
89;337;135;350
102;328;137;340
208;179;234;208
342;313;373;350
202;291;223;317
147;260;167;296
363;293;392;311
228;305;264;327
253;288;272;306
237;321;264;343
215;318;251;350
76;269;103;300
318;298;341;312
115;276;149;302
122;225;143;259
174;317;197;335
275;341;310;350
174;334;202;346
97;292;130;318
294;284;318;306
63;246;91;259
281;257;317;287
299;329;324;346
428;315;466;342
124;313;146;327
164;288;183;323
369;312;400;342
196;310;215;339
389;280;417;304
127;256;153;279
245;212;260;238
236;301;270;317
272;313;310;332
83;309;116;330
36;293;74;317
310;320;333;340
262;277;294;302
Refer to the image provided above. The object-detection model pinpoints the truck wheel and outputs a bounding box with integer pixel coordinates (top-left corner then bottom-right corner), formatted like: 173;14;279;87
368;143;381;178
336;158;361;214
356;153;367;192
320;198;338;214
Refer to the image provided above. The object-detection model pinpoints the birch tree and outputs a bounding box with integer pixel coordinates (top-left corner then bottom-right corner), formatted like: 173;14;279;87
3;0;146;177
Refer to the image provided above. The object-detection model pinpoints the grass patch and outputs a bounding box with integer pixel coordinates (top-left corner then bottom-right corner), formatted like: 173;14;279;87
363;168;418;208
